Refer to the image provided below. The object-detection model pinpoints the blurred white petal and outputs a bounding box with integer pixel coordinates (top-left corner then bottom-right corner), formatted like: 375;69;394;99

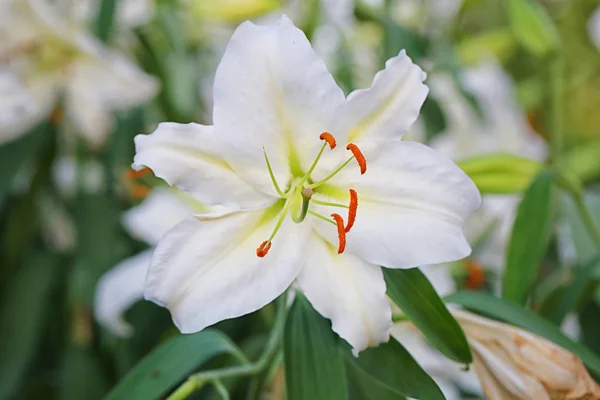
94;250;152;337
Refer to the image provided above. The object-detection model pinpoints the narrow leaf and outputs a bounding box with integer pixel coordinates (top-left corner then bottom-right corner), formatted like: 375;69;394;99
346;360;406;400
507;0;559;57
502;170;555;303
283;294;347;400
446;291;600;376
348;337;445;400
106;330;244;400
0;123;49;209
0;253;61;400
95;0;117;43
384;268;472;364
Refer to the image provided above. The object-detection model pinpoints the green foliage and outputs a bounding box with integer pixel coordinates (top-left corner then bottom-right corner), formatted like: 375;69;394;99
283;295;347;400
106;330;245;400
502;170;556;303
384;268;472;364
0;253;61;400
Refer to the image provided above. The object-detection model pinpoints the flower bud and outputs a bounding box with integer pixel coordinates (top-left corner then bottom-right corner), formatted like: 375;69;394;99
457;154;543;194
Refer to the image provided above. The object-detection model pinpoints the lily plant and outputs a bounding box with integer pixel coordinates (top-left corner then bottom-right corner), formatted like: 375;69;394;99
133;15;481;354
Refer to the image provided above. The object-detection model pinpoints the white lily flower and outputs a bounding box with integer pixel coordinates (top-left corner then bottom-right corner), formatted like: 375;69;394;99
428;60;547;270
94;189;196;337
0;69;39;143
133;16;481;353
0;0;158;147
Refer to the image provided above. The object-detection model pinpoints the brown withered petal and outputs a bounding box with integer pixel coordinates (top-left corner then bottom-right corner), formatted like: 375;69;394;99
453;309;600;400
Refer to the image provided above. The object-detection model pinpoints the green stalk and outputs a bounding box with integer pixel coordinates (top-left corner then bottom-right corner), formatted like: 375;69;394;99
167;295;288;400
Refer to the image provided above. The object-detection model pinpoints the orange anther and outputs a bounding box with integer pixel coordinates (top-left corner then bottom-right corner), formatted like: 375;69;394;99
256;241;272;257
465;260;485;290
345;189;358;233
331;213;346;254
126;167;152;181
130;185;150;199
319;132;337;149
346;143;366;174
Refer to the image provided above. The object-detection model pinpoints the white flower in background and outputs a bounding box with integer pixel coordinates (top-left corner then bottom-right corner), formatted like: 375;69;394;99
588;6;600;51
454;310;600;400
94;189;198;337
428;60;547;270
133;16;481;353
70;0;155;30
0;0;158;147
0;69;38;143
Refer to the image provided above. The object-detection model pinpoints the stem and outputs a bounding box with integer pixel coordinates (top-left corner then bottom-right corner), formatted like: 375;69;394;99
167;296;288;400
573;194;600;249
550;56;564;167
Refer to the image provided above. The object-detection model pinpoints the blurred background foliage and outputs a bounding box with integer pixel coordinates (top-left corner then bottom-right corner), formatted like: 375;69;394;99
0;0;599;399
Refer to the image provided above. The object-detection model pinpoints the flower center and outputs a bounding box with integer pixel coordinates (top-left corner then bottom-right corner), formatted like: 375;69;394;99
1;37;81;78
257;132;366;257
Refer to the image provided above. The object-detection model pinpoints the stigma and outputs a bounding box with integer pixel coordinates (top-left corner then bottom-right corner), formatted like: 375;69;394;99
257;132;366;257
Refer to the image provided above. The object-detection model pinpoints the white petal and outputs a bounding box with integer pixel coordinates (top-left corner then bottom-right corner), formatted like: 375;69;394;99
145;208;311;333
122;188;198;246
314;141;481;269
71;53;158;112
345;50;428;142
94;249;152;337
212;15;347;195
296;236;391;354
133;122;273;209
420;265;456;297
0;70;40;144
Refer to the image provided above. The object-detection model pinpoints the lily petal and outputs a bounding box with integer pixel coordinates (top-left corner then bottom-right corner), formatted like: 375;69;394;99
212;15;346;195
145;207;311;333
133;122;273;209
122;188;197;246
296;235;391;354
94;249;152;337
345;50;428;143
315;141;481;269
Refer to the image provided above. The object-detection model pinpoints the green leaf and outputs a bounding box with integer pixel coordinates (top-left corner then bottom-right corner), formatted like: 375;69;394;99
348;337;444;400
106;330;245;400
60;347;111;400
382;17;425;64
420;97;446;141
560;193;600;265
445;291;600;376
384;268;472;364
0;123;49;209
502;170;556;304
0;253;61;400
506;0;559;57
548;254;600;324
95;0;117;43
283;294;347;400
346;360;406;400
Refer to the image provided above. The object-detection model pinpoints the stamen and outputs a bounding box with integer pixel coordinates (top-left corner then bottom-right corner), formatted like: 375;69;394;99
308;210;336;225
319;132;337;149
346;143;367;174
263;148;286;197
345;189;358;233
331;213;346;254
256;241;272;257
